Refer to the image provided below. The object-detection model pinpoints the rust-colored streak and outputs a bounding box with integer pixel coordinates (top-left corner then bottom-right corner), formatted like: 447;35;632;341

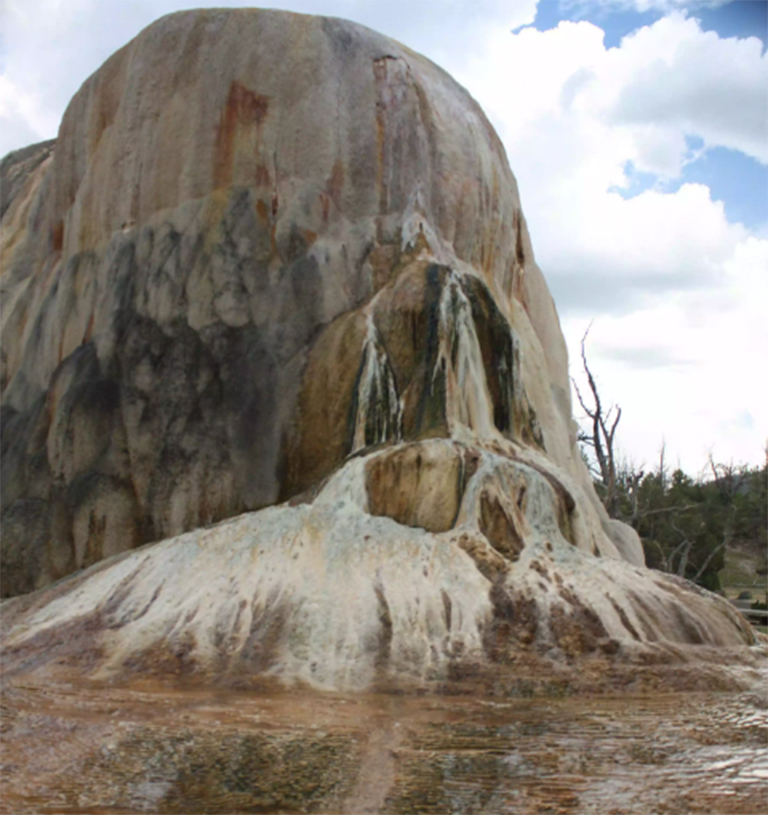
214;80;270;190
81;311;96;345
255;198;270;224
83;309;96;343
255;164;271;187
51;221;64;252
327;159;344;208
373;57;391;213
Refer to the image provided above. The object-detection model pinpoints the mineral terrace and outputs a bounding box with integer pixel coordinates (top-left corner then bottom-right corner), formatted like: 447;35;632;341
1;8;762;695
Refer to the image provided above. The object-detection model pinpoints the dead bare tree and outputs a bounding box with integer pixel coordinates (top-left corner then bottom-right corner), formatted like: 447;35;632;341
572;326;622;517
624;465;645;527
707;453;738;552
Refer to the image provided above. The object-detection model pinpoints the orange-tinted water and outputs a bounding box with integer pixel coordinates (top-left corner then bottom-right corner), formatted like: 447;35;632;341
2;679;766;814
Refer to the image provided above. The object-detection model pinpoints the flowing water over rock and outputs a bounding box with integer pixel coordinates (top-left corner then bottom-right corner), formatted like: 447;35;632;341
2;679;766;814
352;315;403;453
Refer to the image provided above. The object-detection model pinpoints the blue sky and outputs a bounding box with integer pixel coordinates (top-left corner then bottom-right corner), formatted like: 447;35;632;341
525;1;767;231
1;0;766;472
614;143;767;229
537;0;767;48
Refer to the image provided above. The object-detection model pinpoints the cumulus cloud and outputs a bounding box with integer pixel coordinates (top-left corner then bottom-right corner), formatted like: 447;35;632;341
454;9;766;468
564;235;768;470
595;346;695;370
605;13;768;166
456;12;763;312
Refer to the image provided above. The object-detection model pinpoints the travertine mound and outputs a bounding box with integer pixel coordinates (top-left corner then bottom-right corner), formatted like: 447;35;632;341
3;443;757;689
1;9;757;688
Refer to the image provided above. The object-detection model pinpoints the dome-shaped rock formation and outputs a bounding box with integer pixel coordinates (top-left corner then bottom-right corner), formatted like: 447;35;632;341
1;9;759;690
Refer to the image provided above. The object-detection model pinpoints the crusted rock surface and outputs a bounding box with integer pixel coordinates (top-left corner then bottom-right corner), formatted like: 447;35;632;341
1;9;758;690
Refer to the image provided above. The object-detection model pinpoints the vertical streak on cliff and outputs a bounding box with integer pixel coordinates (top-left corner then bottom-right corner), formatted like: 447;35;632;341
435;272;496;440
351;314;402;452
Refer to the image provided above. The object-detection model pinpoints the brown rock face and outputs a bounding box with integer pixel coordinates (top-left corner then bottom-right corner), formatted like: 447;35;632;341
365;441;465;533
2;9;560;596
2;9;759;696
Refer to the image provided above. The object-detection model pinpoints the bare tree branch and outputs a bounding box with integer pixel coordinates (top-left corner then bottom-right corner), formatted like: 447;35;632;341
692;541;727;583
574;325;621;517
638;504;698;518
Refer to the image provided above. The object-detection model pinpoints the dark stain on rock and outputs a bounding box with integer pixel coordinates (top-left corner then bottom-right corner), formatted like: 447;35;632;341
374;583;393;669
627;591;661;642
463;447;481;482
213;598;249;664
551;605;593;659
123;629;200;677
456;533;509;584
102;572;162;630
347;332;400;454
51;220;64;252
479;492;525;562
412;264;450;438
668;602;708;645
238;591;289;673
456;273;546;450
515;209;526;268
457;274;516;437
441;588;452;631
551;592;609;658
530;560;550;582
0;610;106;677
483;584;539;661
321;16;361;61
606;594;641;641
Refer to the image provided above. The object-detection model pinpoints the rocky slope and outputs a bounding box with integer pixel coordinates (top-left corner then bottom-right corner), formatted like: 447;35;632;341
1;9;758;690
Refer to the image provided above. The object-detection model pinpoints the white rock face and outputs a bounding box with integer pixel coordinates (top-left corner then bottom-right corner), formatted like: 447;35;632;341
0;9;756;689
2;441;755;689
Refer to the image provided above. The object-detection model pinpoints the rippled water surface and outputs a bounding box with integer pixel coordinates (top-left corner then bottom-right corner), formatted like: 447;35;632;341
2;680;766;814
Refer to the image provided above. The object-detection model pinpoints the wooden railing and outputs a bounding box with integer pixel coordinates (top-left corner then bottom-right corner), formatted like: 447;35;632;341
728;599;768;624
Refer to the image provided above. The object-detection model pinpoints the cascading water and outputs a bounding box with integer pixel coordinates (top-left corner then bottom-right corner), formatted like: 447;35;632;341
434;272;497;440
351;315;403;452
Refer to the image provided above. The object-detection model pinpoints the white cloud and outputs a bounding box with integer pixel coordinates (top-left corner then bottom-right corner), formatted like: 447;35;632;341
605;13;768;166
565;235;768;472
456;13;763;299
454;10;765;468
0;74;59;153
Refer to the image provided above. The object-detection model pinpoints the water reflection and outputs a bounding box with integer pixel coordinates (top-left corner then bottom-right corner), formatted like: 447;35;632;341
2;680;766;813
